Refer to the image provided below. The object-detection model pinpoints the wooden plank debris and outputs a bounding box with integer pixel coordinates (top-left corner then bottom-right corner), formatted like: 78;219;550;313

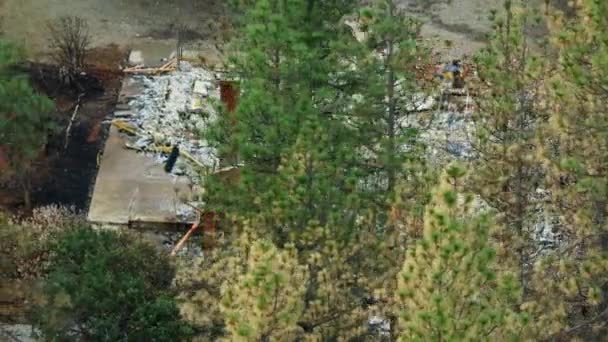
123;58;177;75
170;216;200;256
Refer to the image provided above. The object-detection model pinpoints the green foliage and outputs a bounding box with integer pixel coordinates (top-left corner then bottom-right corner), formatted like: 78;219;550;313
0;39;54;159
204;0;385;242
0;39;55;207
524;0;608;339
205;0;432;241
470;0;546;299
35;227;192;342
355;0;429;197
396;167;527;340
196;1;433;340
177;221;387;340
220;239;307;340
184;1;608;340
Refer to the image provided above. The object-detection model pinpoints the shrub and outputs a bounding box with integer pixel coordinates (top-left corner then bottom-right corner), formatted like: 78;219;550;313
34;227;192;341
0;205;81;280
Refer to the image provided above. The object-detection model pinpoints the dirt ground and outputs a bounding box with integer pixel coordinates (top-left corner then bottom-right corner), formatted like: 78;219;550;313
397;0;504;58
0;0;505;61
1;0;562;62
0;0;228;64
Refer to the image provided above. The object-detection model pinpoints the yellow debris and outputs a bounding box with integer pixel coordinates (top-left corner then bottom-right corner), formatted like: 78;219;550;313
112;120;207;170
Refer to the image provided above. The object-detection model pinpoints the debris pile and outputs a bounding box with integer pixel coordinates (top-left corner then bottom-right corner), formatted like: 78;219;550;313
116;62;221;182
123;58;178;75
409;109;474;162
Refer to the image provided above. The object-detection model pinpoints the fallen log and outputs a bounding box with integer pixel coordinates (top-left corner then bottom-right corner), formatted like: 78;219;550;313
64;93;84;149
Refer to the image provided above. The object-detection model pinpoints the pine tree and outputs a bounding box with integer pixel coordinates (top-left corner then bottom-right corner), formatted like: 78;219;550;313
525;0;608;338
219;239;307;340
0;39;55;209
356;0;429;198
331;3;439;333
176;220;391;340
175;232;250;340
470;0;547;297
196;1;435;340
204;0;365;237
395;164;527;340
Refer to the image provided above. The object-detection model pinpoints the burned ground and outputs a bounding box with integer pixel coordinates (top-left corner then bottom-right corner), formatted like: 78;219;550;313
36;46;126;211
0;45;126;212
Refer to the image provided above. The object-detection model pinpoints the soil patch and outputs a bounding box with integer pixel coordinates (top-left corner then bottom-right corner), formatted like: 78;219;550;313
0;0;228;61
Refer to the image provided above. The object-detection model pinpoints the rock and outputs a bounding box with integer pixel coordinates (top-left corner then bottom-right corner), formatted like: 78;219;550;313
134;137;152;149
193;80;209;97
194;119;207;132
190;97;203;112
128;50;144;66
152;132;165;143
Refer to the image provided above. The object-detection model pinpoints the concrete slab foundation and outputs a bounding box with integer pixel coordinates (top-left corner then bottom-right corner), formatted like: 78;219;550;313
87;126;194;225
88;72;196;226
87;43;223;227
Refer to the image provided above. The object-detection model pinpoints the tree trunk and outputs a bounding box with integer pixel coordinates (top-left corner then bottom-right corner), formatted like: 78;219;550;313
21;171;32;211
386;8;396;194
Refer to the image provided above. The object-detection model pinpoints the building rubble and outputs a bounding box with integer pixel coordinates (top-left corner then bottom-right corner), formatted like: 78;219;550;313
398;80;560;252
116;62;221;183
402;108;474;163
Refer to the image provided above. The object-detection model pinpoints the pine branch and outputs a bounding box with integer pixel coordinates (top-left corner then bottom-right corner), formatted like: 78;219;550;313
546;307;608;341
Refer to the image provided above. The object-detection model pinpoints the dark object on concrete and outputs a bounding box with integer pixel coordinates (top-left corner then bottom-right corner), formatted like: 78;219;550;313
164;146;180;173
88;126;194;225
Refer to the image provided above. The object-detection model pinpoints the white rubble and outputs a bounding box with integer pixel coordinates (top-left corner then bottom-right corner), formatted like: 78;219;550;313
368;316;391;336
126;62;220;182
193;80;209;96
404;92;437;112
401;108;474;163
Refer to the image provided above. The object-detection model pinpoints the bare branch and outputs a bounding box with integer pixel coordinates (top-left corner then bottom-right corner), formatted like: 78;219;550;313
48;16;91;87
